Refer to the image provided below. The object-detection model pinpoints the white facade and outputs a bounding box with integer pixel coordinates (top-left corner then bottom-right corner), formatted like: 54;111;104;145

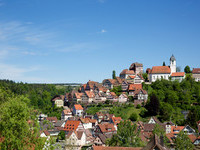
55;99;64;107
170;55;176;74
149;73;170;82
82;122;92;129
118;94;128;103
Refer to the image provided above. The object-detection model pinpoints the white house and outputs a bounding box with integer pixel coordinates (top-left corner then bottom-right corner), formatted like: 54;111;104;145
73;104;83;117
149;55;177;82
118;93;128;103
61;108;72;120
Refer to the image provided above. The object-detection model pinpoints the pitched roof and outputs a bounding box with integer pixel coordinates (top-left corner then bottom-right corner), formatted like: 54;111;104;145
43;130;50;136
46;117;58;123
188;134;197;143
63;109;71;115
120;69;135;75
151;66;171;74
74;92;83;99
142;135;170;150
192;68;200;74
112;117;122;125
129;62;143;70
74;104;83;110
98;123;116;133
76;130;84;140
85;91;95;98
64;120;81;131
128;75;136;79
171;72;185;77
128;84;142;91
93;146;142;150
55;120;65;127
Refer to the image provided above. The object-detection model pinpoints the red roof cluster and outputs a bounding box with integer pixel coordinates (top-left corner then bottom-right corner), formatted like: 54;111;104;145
74;104;83;110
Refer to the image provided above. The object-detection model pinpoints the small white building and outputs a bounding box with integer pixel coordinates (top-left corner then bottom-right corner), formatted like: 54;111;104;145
61;109;72;120
72;104;83;117
118;93;128;103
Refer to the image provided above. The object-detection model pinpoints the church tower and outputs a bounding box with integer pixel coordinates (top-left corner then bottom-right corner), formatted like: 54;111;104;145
170;55;176;73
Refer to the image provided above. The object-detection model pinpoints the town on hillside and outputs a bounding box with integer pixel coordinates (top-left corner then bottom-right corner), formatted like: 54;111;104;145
37;55;200;150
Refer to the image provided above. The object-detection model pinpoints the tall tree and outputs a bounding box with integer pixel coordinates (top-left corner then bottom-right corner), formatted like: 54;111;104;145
163;61;166;66
184;65;191;73
107;120;144;147
112;70;116;79
146;93;160;116
0;96;44;149
174;131;194;150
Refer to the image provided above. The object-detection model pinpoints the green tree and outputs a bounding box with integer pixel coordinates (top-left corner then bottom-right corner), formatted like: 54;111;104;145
112;70;116;79
0;96;44;149
184;65;191;73
129;112;138;121
58;131;66;140
163;61;166;66
174;131;194;150
142;73;148;82
107;120;144;147
146;93;160;116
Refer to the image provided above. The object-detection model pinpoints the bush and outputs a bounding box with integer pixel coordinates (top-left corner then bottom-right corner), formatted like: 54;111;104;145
136;104;141;109
58;131;66;140
129;112;138;121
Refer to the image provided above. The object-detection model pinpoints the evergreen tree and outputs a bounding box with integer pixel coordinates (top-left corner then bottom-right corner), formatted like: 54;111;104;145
147;93;160;116
112;70;116;79
184;65;191;73
163;61;166;66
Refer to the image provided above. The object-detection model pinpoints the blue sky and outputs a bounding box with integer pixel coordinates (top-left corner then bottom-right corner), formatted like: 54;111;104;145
0;0;199;83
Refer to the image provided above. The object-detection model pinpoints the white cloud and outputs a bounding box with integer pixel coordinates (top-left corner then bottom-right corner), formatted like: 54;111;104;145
0;63;44;82
101;29;107;33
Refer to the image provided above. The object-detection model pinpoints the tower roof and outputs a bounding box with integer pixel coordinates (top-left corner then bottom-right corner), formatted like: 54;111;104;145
170;55;176;61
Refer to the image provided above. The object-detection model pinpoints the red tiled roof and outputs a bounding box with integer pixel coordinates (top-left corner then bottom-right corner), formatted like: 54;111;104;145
93;146;142;150
43;130;50;136
46;117;58;123
188;134;197;143
170;126;184;135
74;104;83;110
74;92;83;99
98;123;116;133
85;91;95;98
171;72;185;77
64;120;81;131
151;66;171;74
112;117;122;125
120;69;135;75
128;75;136;79
128;84;142;91
192;68;200;74
63;109;71;115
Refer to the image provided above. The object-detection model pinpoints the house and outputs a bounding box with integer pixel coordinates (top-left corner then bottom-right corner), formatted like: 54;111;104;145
120;69;135;79
110;117;122;130
73;92;83;103
85;80;100;91
64;120;84;132
121;80;129;91
54;120;65;128
148;55;177;82
128;84;142;96
73;104;83;117
171;72;185;82
142;135;170;150
134;89;148;101
192;68;200;82
95;123;117;136
118;93;128;103
129;62;143;75
51;96;64;107
102;77;123;89
126;74;144;84
40;130;50;138
106;92;118;102
45;117;58;126
61;108;72;120
80;118;93;129
94;112;114;123
85;91;95;103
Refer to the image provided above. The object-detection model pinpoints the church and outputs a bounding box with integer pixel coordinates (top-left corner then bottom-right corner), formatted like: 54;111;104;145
147;55;185;82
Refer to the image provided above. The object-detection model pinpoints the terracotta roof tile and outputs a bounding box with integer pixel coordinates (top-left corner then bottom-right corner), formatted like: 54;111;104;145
188;134;197;143
171;72;185;77
192;68;200;74
98;123;116;133
74;104;83;110
85;91;95;98
120;69;135;75
128;84;142;91
46;117;58;123
151;66;171;74
64;120;80;131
